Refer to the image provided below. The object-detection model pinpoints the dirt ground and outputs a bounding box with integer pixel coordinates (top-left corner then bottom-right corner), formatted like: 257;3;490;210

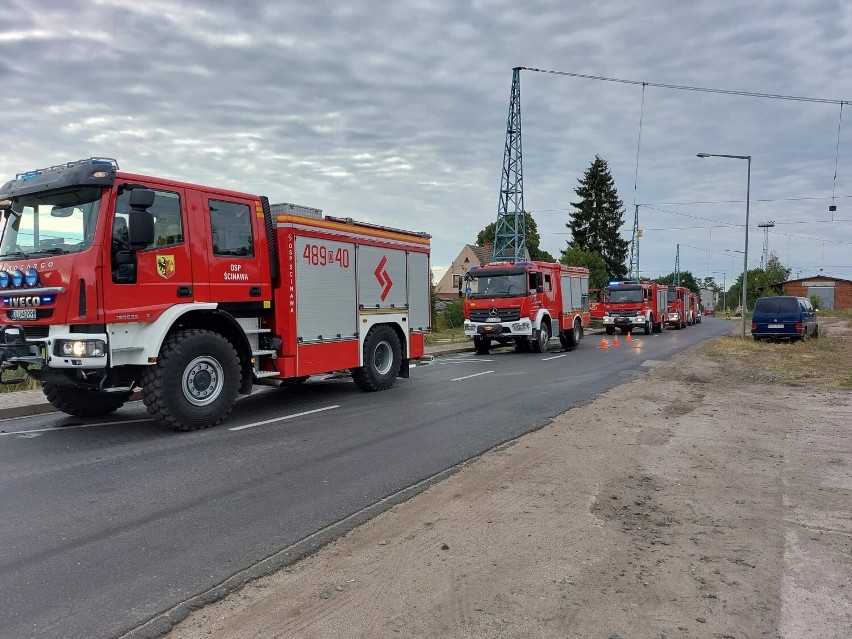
168;320;852;639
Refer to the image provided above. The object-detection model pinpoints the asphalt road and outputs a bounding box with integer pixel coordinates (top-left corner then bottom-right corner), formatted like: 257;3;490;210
0;318;732;639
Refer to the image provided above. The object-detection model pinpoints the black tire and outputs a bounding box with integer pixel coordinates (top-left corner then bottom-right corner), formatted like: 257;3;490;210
620;327;630;335
141;329;241;431
652;321;662;334
352;325;402;391
644;317;652;335
43;384;130;418
813;324;820;338
514;338;531;352
531;322;550;353
605;326;615;336
473;335;491;355
562;318;582;349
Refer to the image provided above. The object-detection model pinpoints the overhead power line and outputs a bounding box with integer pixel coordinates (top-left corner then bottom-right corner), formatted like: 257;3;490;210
520;67;851;105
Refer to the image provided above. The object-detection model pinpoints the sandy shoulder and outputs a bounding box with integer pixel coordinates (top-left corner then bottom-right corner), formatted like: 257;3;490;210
168;329;852;639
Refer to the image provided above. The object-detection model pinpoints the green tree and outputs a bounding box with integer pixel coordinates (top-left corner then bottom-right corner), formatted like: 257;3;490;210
652;271;700;294
566;156;629;278
764;251;791;284
475;212;554;262
559;245;609;290
726;268;776;312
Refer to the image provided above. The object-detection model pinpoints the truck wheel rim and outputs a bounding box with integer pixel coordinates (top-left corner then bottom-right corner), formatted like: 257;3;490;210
374;340;393;375
182;356;223;406
573;323;580;342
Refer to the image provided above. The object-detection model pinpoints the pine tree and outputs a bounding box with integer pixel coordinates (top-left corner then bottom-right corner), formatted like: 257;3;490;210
567;156;629;278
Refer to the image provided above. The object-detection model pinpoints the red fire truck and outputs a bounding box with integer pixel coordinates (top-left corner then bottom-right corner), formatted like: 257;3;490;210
463;261;590;354
666;285;690;329
0;159;431;430
689;291;701;324
601;280;668;335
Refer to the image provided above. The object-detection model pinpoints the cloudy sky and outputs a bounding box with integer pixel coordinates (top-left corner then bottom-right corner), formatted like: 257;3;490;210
2;0;851;285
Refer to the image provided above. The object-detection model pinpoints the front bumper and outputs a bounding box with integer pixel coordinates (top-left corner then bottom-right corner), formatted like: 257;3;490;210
464;319;533;337
603;315;645;327
0;325;109;372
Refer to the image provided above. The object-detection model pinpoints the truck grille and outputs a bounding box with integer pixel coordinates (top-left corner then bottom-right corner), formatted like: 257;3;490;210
22;325;49;339
469;308;521;322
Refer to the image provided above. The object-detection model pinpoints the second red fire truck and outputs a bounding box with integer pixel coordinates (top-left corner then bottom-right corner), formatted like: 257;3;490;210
463;261;590;354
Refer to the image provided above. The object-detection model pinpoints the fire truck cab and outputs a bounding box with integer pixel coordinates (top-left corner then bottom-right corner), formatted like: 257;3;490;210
0;158;431;430
602;280;668;335
463;261;590;354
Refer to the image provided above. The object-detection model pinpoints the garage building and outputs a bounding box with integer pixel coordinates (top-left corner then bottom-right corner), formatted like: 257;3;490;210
780;275;852;310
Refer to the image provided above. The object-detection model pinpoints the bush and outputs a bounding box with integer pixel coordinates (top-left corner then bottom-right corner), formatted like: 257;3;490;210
437;299;465;329
809;294;822;311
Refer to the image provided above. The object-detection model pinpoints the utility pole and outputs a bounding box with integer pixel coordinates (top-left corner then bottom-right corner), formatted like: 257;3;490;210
758;220;775;269
628;204;640;279
493;67;525;263
672;244;680;286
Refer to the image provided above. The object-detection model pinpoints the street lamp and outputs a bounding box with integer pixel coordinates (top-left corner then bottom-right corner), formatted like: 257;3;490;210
697;152;751;338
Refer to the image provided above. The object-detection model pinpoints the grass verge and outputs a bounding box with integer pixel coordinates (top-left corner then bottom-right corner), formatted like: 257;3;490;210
710;319;852;388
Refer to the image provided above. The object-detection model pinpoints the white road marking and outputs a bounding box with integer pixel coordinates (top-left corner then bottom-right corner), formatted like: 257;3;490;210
0;417;153;436
542;354;568;361
450;371;494;382
229;405;340;431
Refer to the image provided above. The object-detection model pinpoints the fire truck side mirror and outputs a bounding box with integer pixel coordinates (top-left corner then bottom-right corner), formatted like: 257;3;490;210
127;187;156;249
128;210;155;249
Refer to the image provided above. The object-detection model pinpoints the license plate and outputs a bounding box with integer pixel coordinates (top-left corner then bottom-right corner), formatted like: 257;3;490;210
9;309;36;320
486;317;500;323
767;323;783;329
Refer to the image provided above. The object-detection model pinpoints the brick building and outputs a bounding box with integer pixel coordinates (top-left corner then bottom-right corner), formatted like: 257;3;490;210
780;275;852;310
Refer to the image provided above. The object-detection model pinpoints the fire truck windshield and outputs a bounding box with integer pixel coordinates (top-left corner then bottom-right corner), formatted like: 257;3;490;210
467;271;528;298
667;290;677;303
0;186;102;260
606;286;643;303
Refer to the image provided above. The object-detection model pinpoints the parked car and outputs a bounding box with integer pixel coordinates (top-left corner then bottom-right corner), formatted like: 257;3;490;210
751;296;819;341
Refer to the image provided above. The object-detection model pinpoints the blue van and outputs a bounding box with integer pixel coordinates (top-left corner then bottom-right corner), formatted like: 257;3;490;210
751;296;819;341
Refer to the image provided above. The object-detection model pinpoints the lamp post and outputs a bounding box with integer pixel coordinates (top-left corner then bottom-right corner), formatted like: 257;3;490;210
697;153;751;337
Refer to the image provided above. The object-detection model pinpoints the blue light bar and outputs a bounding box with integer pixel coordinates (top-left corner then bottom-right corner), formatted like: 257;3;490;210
15;157;119;180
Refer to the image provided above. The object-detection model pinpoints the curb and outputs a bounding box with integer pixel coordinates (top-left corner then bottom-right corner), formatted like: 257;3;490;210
0;390;144;422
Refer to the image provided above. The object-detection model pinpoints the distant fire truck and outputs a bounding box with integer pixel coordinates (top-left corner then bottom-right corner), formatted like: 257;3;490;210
666;285;690;329
463;261;590;354
0;158;431;430
601;280;668;335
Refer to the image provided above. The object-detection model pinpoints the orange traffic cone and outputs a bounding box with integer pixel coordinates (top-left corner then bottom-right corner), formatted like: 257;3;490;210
613;335;620;347
599;337;607;349
626;332;633;343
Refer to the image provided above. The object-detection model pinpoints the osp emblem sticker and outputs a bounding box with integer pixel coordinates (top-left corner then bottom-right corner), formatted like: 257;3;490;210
156;254;176;280
374;256;393;301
